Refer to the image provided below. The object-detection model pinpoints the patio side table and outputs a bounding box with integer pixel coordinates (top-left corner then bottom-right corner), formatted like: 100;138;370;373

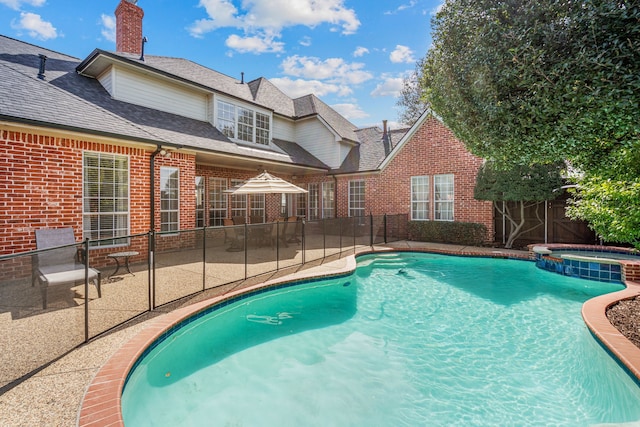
107;251;139;278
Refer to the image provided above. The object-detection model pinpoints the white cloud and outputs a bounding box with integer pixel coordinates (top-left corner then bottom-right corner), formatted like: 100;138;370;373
0;0;45;10
270;77;351;98
353;46;369;57
226;33;284;53
371;76;404;97
384;0;417;15
11;12;57;40
299;36;312;47
389;44;415;64
188;0;360;49
331;103;369;120
100;14;116;42
281;55;373;85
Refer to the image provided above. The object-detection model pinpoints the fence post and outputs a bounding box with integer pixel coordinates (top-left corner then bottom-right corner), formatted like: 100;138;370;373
339;218;343;254
83;237;90;343
202;226;207;292
384;214;388;244
302;220;306;264
323;218;326;259
150;230;155;310
369;213;373;247
276;221;280;271
244;223;248;280
353;216;356;253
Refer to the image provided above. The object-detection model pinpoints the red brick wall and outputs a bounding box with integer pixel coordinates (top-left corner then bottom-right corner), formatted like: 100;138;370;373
335;117;494;237
0;128;197;255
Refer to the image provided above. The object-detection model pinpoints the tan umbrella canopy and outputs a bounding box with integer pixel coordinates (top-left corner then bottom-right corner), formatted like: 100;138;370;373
224;171;308;194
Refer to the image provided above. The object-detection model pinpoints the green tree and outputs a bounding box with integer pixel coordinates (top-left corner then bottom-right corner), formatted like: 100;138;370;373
422;0;640;245
475;161;564;248
396;57;429;126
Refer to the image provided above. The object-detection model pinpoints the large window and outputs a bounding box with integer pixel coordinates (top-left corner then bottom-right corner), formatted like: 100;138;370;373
230;179;247;220
411;176;430;220
296;192;307;218
434;174;454;221
322;182;335;219
308;183;319;220
348;180;365;218
209;177;227;226
216;100;270;146
82;152;129;246
195;176;205;227
160;167;179;232
250;194;265;222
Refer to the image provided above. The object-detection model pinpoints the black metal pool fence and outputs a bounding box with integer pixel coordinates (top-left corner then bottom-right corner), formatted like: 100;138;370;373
0;214;406;392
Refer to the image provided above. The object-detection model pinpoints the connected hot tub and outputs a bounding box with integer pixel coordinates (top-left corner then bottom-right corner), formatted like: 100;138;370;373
533;245;640;283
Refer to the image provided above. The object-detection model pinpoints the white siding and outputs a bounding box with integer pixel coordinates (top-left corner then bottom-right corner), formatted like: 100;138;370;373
97;68;113;96
339;141;352;166
295;119;340;168
110;67;208;121
273;116;295;141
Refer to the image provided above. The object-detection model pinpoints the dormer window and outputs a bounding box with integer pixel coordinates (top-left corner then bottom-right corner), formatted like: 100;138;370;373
216;99;271;146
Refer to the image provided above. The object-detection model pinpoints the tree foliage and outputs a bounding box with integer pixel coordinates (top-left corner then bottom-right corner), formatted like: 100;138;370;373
423;0;639;167
475;161;564;248
422;0;640;246
396;57;429;126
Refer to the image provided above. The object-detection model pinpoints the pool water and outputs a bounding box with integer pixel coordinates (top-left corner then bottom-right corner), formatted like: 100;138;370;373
122;253;640;426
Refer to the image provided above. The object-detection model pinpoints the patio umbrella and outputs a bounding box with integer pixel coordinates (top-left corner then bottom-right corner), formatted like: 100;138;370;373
224;171;307;194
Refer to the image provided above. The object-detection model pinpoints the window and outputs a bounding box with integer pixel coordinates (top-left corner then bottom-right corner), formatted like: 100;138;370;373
281;194;291;218
296;192;307;218
256;112;270;145
237;107;254;142
411;176;429;220
217;101;235;138
82;152;129;246
160;167;179;232
209;177;227;226
216;99;270;145
308;183;319;220
230;179;247;220
195;176;205;228
434;174;454;221
349;180;365;218
250;194;265;221
322;182;335;219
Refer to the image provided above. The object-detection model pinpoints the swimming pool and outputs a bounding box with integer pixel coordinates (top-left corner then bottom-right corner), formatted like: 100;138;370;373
121;253;640;426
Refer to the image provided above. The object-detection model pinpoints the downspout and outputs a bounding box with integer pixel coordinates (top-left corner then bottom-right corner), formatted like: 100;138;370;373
150;146;163;231
332;174;338;218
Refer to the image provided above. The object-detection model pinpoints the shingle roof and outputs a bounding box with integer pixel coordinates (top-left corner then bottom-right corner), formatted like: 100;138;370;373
0;35;330;169
332;125;410;173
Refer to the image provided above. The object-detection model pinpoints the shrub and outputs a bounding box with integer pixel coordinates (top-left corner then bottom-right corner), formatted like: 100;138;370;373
408;221;488;246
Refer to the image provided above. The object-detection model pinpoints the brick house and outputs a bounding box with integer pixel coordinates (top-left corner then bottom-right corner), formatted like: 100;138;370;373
0;0;493;256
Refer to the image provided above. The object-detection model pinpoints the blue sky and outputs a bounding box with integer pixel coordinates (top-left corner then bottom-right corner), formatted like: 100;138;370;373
0;0;442;129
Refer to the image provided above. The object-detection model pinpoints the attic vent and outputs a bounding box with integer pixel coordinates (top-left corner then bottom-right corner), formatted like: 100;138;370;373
37;54;47;80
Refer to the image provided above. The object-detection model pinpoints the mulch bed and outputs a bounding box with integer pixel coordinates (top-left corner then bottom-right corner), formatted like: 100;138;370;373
606;296;640;349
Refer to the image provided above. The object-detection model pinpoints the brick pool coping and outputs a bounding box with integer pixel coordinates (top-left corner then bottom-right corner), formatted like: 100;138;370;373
77;247;640;426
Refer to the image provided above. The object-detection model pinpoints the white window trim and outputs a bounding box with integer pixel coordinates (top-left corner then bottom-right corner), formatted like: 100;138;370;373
434;174;454;222
214;95;272;146
410;175;430;221
348;180;365;217
82;151;130;248
160;166;180;233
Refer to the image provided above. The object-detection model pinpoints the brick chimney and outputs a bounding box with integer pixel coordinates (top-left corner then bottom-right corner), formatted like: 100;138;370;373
115;0;144;54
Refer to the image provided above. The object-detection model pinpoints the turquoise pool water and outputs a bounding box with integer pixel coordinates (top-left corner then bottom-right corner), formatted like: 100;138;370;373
122;253;640;426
